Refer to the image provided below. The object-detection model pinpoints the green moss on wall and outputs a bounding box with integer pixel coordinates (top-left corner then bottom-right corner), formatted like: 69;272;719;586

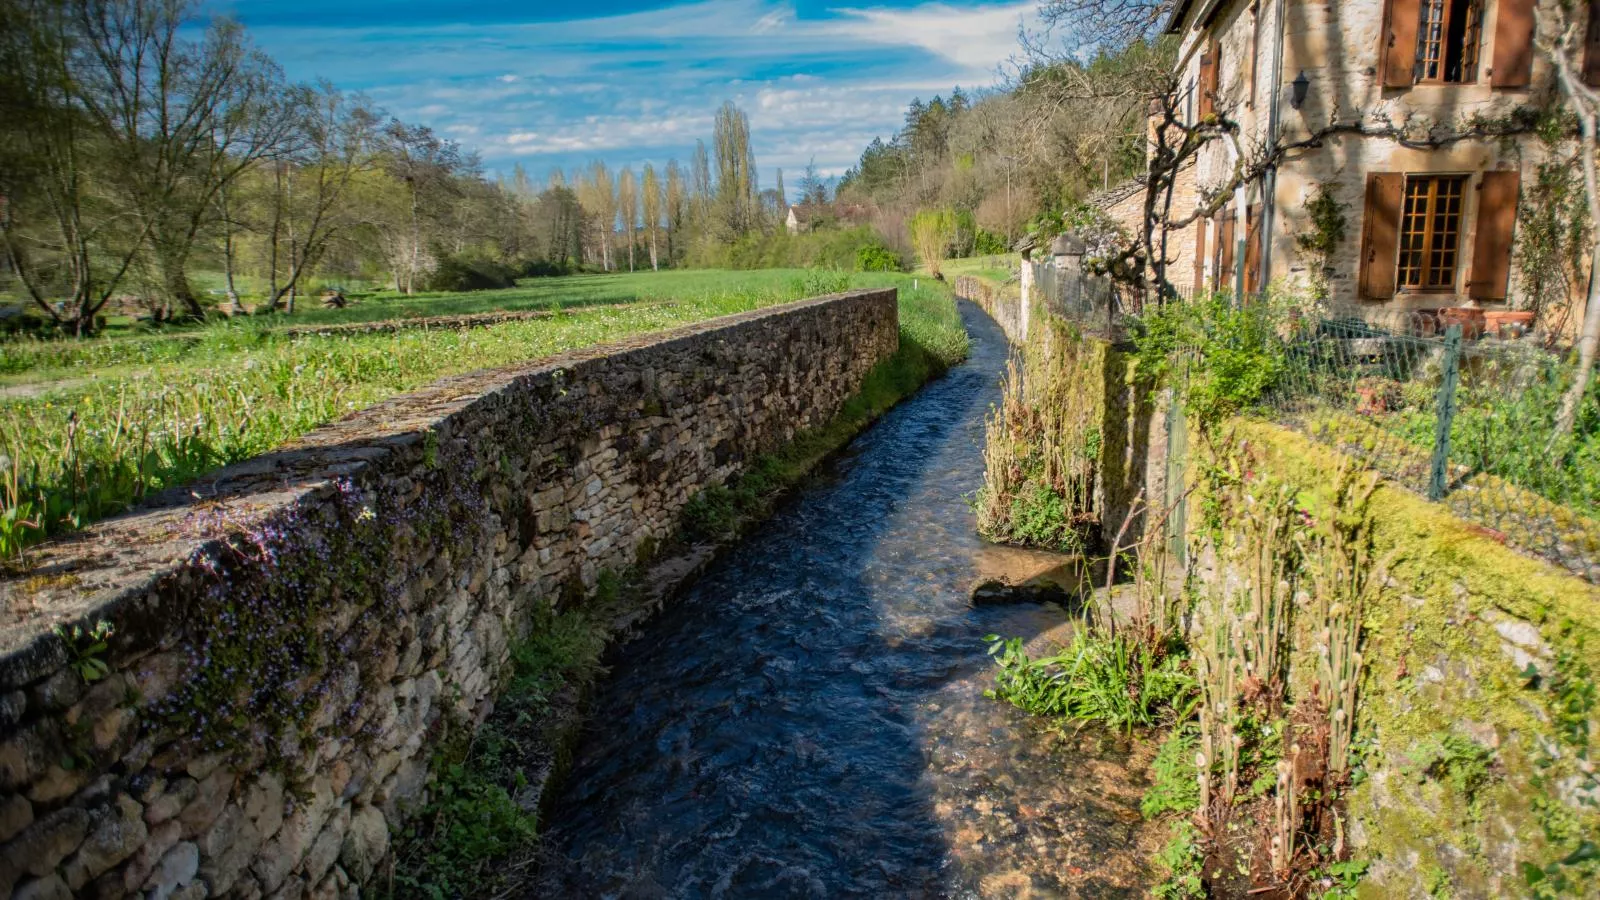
1230;420;1600;898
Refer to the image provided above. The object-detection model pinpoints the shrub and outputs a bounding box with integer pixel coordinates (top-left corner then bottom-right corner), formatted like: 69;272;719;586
428;255;518;292
856;243;902;272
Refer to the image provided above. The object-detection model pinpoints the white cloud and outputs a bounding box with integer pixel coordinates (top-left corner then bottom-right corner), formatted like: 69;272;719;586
239;0;1034;177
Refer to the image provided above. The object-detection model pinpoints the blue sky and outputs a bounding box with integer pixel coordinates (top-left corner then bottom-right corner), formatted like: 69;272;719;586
204;0;1037;184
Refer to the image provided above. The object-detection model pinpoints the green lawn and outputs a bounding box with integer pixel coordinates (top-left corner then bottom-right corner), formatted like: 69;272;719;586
0;269;967;559
2;270;871;382
932;254;1020;285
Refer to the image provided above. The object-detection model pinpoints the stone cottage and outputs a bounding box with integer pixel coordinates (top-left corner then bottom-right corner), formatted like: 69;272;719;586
1106;0;1600;327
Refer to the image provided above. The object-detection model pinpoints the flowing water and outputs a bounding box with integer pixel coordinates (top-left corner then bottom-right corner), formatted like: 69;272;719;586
541;302;1157;898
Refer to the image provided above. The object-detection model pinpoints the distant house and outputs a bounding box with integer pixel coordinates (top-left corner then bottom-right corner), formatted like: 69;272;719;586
785;204;817;234
786;202;872;234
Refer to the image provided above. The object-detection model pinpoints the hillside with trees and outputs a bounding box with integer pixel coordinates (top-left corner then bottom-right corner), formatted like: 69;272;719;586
834;33;1170;266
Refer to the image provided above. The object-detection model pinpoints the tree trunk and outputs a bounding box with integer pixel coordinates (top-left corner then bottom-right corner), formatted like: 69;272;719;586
1554;105;1600;437
1549;15;1600;438
408;178;421;295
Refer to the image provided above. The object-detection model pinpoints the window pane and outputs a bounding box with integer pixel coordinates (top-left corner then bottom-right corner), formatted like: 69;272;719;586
1397;175;1465;290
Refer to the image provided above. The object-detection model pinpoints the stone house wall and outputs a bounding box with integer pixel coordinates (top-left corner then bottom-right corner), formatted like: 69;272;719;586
0;290;900;900
1156;0;1589;325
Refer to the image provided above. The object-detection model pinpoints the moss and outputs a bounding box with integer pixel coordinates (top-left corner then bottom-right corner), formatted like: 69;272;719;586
1229;419;1600;898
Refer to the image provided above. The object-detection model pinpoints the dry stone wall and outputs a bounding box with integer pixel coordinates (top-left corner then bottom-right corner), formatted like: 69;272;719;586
0;289;899;900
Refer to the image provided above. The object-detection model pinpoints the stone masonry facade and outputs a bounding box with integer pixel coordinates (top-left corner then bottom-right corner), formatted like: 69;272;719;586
0;290;900;900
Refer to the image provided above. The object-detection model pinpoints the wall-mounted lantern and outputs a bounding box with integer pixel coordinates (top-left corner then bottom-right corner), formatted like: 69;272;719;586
1290;71;1310;110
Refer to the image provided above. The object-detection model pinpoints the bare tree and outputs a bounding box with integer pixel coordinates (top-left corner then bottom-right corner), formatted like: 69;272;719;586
259;83;378;313
0;0;151;332
578;160;616;270
1029;0;1176;58
713;101;757;237
72;0;297;319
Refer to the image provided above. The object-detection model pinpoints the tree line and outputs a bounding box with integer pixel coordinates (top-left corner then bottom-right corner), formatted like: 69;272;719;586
0;0;823;334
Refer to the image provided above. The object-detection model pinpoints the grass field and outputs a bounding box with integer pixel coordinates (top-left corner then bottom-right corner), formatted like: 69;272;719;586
0;269;968;560
936;254;1019;284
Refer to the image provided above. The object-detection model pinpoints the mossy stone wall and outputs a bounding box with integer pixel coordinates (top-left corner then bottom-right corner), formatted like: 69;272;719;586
1228;420;1600;898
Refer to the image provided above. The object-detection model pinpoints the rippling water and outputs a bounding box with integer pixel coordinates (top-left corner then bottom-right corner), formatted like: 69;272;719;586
541;302;1156;899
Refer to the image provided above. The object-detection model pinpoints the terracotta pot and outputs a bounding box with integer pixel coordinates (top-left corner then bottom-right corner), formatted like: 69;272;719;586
1355;385;1391;414
1483;310;1536;339
1438;307;1486;339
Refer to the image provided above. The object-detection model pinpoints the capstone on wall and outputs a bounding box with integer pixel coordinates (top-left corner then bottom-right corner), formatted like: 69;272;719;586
0;290;899;900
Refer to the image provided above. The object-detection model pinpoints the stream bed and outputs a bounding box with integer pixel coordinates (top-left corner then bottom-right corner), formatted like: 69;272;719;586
540;301;1158;898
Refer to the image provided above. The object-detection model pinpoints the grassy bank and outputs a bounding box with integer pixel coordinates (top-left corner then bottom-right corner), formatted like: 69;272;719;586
389;275;969;899
0;269;950;561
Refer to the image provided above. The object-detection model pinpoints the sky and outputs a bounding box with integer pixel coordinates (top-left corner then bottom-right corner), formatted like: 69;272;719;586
203;0;1039;186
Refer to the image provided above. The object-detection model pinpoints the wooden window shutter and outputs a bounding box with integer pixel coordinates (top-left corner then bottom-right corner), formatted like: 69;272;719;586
1217;207;1236;292
1382;0;1421;88
1467;170;1521;300
1491;0;1535;88
1584;0;1600;86
1360;173;1405;300
1193;217;1209;295
1198;41;1219;119
1244;204;1264;295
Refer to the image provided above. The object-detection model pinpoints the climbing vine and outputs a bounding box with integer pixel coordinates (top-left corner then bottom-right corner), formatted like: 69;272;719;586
1294;184;1348;303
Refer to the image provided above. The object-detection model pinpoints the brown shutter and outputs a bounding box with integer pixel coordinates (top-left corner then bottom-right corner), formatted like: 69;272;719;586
1197;41;1218;119
1491;0;1535;88
1217;207;1236;292
1382;0;1420;88
1584;0;1600;86
1193;217;1208;295
1467;171;1521;300
1360;173;1405;300
1244;204;1263;295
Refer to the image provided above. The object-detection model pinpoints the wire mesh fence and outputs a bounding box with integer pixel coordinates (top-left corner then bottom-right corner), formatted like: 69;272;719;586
1030;258;1600;581
1026;259;1131;341
1262;306;1600;581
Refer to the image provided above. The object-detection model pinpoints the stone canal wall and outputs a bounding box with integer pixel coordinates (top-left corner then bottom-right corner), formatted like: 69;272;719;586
0;290;899;900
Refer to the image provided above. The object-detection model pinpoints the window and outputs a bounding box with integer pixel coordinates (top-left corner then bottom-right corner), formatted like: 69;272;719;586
1415;0;1481;83
1397;175;1467;290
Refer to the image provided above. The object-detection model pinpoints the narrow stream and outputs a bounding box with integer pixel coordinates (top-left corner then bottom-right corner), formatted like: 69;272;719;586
541;302;1156;898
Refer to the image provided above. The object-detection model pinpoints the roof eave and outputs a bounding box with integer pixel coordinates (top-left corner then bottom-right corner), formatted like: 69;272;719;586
1164;0;1196;33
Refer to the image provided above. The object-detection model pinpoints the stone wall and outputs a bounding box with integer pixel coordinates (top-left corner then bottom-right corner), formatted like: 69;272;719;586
0;290;899;900
1190;421;1600;898
954;276;1165;550
954;275;1025;344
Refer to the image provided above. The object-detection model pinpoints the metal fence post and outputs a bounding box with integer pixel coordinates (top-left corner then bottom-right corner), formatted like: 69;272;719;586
1165;375;1188;566
1428;324;1463;501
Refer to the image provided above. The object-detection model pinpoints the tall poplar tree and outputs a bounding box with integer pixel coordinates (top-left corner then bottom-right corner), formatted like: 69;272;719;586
617;166;638;271
641;163;663;271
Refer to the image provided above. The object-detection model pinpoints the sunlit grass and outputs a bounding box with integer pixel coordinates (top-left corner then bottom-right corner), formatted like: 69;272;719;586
0;270;965;560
